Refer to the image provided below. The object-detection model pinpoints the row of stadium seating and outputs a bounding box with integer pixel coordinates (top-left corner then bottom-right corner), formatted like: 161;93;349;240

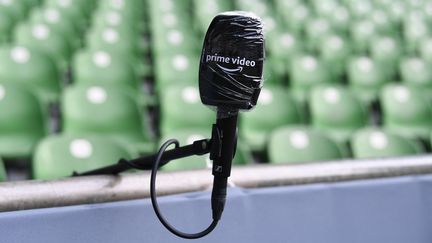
0;0;431;181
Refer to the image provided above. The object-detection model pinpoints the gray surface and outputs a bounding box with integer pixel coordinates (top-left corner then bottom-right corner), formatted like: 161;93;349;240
1;155;432;212
0;174;431;243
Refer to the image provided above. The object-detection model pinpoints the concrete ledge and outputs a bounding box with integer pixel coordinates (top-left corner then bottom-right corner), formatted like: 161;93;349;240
0;155;431;212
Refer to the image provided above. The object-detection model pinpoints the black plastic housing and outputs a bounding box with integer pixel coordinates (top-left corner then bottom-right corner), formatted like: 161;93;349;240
199;11;265;111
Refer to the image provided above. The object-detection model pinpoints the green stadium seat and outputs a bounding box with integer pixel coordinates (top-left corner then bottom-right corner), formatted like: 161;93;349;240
283;4;311;35
160;84;214;136
351;20;378;54
99;0;146;20
319;34;351;78
0;45;61;103
328;6;350;33
305;18;334;51
240;86;303;152
91;9;145;35
33;134;133;180
193;0;232;33
369;10;394;34
348;56;389;104
86;27;145;58
347;0;373;19
290;55;334;104
14;23;73;71
72;50;140;90
312;0;338;18
28;7;82;49
152;28;199;56
62;84;153;154
310;85;368;144
386;1;405;25
45;0;90;32
267;31;303;68
400;57;432;95
381;84;432;140
351;128;423;159
268;126;344;164
369;36;402;79
154;52;200;91
403;15;429;53
274;0;301;17
0;82;47;159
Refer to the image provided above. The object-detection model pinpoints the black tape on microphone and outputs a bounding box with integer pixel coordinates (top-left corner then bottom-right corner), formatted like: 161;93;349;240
199;11;265;113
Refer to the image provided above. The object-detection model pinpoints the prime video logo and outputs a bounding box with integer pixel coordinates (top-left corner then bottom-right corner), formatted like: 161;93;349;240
206;54;256;67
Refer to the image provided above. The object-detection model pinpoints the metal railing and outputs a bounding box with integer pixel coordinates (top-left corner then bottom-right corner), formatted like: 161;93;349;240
0;155;431;212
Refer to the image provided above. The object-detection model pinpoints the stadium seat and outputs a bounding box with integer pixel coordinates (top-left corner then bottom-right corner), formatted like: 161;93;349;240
0;82;47;159
283;4;311;35
348;56;389;104
154;26;199;52
14;22;73;71
319;34;351;78
62;84;153;154
240;86;303;152
350;20;377;53
28;7;82;49
193;0;232;33
381;84;432;140
305;18;334;51
403;14;429;53
154;52;200;92
347;0;373;19
33;134;133;179
268;126;344;164
159;84;214;136
85;27;145;60
328;6;350;33
399;57;432;95
290;55;334;104
310;85;368;144
351;128;423;159
369;10;394;34
72;50;140;90
0;46;61;103
267;31;303;68
386;1;404;25
369;36;402;79
312;0;338;18
44;0;90;32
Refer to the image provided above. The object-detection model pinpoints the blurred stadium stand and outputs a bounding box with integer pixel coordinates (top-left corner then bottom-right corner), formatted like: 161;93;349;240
0;0;429;180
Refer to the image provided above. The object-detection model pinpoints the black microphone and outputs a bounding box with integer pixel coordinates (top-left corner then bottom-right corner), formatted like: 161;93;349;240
73;11;264;240
199;11;264;224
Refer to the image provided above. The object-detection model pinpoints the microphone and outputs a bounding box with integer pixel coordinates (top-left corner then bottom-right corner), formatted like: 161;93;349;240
73;11;264;240
199;11;265;223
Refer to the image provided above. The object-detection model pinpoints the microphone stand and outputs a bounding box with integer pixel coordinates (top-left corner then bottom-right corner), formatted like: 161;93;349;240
73;138;213;176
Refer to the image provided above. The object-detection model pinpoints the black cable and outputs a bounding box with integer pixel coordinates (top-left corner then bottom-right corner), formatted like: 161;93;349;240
150;139;219;239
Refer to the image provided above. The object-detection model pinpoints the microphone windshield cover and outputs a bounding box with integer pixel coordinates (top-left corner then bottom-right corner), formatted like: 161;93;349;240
199;11;265;111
